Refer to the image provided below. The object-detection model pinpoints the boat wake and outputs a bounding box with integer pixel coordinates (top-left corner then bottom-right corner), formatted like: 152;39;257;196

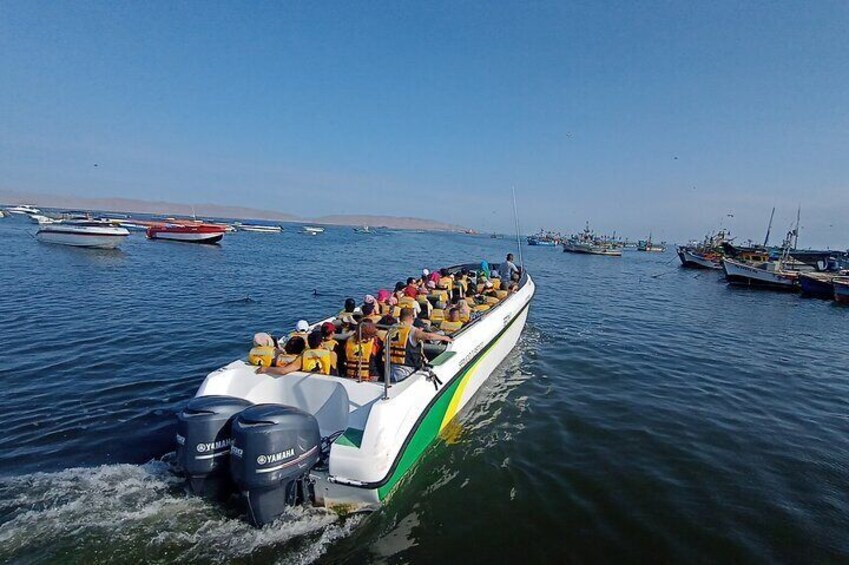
0;460;361;564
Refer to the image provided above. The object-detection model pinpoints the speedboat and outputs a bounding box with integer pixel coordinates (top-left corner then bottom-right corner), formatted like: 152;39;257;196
147;222;227;244
28;214;58;225
236;223;284;233
36;220;130;249
6;204;41;215
302;226;325;235
353;225;371;233
174;262;534;527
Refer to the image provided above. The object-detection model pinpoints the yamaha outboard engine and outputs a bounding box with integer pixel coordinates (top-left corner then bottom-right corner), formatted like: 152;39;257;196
230;404;322;527
176;395;253;497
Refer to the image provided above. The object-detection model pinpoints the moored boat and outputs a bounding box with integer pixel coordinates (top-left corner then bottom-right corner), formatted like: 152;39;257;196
722;258;799;290
677;247;722;269
834;277;849;304
174;262;534;526
236;223;284;233
302;226;325;235
36;220;130;249
6;204;41;215
146;223;226;244
799;272;845;299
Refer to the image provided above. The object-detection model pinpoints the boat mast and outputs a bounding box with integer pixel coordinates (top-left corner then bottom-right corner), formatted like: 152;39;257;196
512;186;524;272
793;205;801;250
763;206;775;247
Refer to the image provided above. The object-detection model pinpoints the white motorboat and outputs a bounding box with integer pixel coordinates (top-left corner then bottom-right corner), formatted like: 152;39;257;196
28;214;58;225
6;204;41;215
174;262;534;526
722;258;799;290
236;223;284;233
302;226;325;235
36;221;130;249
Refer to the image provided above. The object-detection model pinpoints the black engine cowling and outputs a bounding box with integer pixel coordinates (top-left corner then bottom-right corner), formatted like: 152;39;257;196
230;404;322;527
176;395;253;497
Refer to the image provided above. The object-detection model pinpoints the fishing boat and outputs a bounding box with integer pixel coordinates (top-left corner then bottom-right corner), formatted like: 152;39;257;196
36;220;130;249
236;223;284;233
834;277;849;304
676;247;722;269
562;223;621;256
637;233;666;252
302;226;325;235
146;223;226;244
799;272;846;299
6;204;40;215
173;262;534;527
722;258;800;290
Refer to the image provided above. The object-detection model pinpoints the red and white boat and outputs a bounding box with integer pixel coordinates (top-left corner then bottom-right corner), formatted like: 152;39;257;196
146;222;226;244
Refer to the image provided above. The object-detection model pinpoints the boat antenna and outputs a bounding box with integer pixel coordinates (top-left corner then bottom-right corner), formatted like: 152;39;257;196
763;206;775;247
794;205;801;250
511;186;524;272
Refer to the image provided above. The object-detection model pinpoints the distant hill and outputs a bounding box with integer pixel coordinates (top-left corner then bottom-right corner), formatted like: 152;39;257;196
0;189;466;231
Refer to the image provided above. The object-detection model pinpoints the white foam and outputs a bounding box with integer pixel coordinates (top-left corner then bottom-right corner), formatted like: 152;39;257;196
0;461;356;563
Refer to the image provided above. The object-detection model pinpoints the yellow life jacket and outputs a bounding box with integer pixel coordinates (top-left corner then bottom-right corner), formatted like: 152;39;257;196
301;348;332;375
473;303;491;313
398;296;418;310
378;302;392;315
456;279;468;293
248;346;276;367
439;276;454;291
389;325;413;365
430;308;445;323
460;311;470;323
276;353;298;366
494;289;509;299
491;279;502;290
430;290;448;303
484;295;500;305
344;338;376;380
321;338;338;352
440;320;463;334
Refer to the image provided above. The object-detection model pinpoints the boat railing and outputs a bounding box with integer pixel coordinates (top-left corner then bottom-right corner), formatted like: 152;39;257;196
382;324;402;400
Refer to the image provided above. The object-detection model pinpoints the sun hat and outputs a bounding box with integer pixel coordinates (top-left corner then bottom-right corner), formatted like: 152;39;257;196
253;332;274;347
377;289;390;302
426;280;436;289
364;294;376;304
422;268;430;277
296;319;310;332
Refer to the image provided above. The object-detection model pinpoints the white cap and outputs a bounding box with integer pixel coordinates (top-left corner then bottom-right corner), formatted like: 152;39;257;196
422;268;430;277
295;319;309;332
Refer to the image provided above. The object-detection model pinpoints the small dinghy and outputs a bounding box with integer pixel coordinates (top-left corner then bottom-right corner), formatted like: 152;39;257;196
36;220;130;249
146;223;226;244
173;262;534;527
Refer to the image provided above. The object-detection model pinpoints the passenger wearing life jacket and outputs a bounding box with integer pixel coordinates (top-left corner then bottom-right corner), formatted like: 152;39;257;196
320;322;339;352
248;332;278;367
256;335;307;373
343;320;382;381
438;268;454;291
439;307;464;334
447;288;471;321
388;308;452;383
257;332;334;376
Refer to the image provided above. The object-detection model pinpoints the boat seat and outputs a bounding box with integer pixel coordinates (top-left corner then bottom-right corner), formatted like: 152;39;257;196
244;374;350;438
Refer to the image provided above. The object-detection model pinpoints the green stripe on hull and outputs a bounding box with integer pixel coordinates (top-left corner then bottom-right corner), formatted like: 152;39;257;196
376;308;525;500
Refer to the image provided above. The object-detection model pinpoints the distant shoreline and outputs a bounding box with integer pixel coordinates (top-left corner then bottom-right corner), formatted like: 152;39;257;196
0;189;468;232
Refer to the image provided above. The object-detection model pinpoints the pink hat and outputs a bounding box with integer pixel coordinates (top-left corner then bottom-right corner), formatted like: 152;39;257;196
377;289;390;302
426;280;436;289
364;294;376;304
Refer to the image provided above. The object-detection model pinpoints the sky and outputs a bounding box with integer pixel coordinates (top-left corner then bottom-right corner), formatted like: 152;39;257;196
1;1;847;245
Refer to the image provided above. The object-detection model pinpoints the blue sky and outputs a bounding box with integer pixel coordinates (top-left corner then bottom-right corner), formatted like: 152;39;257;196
1;1;847;245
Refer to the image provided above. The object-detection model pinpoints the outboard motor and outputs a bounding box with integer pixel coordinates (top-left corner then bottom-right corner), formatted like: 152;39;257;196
176;395;253;497
230;404;322;527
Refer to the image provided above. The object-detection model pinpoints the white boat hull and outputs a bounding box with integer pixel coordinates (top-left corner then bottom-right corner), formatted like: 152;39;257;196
191;268;535;511
36;226;129;249
239;226;282;233
148;231;223;243
722;258;798;289
677;247;722;269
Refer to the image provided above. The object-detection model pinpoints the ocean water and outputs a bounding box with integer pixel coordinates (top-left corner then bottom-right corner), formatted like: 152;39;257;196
1;216;847;564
